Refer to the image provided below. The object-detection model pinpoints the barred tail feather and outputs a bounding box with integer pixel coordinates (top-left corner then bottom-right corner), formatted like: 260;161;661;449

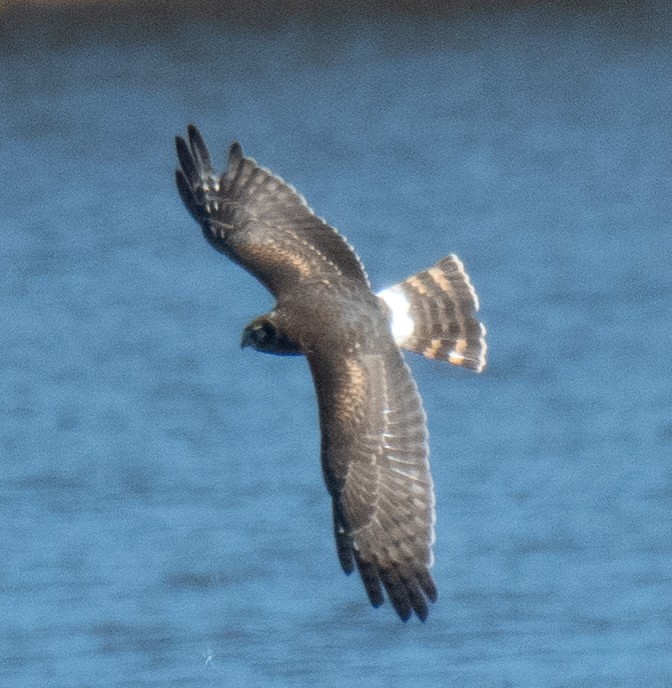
378;255;487;373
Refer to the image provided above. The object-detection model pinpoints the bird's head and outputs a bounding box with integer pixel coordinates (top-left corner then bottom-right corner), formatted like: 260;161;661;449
241;313;302;356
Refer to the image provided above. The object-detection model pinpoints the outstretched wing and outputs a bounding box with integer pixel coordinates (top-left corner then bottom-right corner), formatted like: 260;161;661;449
309;346;437;621
175;125;369;296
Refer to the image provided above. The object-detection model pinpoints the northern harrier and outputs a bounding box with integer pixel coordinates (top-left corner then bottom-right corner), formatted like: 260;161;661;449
175;126;486;621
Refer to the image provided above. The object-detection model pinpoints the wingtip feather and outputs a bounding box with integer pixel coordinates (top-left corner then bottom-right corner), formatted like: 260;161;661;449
229;141;244;163
354;552;385;609
186;123;201;145
175;168;191;205
175;134;197;182
187;124;213;172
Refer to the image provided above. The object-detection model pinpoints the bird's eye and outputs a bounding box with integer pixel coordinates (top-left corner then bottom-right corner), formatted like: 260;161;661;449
258;322;276;342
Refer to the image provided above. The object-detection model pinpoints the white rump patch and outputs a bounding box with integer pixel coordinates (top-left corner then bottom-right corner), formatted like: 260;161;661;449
377;286;415;346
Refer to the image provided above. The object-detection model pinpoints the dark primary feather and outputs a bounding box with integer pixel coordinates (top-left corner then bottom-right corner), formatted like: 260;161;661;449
175;125;369;296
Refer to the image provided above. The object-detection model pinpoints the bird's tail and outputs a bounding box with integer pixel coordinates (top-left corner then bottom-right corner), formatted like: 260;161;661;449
377;254;487;373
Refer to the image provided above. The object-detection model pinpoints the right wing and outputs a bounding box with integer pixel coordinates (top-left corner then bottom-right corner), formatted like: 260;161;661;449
175;125;369;297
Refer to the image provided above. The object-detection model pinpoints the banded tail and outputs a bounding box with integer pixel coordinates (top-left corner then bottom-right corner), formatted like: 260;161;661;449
377;254;487;373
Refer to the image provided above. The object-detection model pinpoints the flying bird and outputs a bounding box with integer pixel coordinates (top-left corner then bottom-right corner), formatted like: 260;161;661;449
175;125;486;621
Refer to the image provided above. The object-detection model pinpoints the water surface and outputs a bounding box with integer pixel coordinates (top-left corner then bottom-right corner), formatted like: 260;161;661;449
2;4;671;687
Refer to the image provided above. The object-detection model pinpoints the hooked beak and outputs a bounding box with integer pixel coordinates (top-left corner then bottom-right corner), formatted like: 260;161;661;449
240;327;254;349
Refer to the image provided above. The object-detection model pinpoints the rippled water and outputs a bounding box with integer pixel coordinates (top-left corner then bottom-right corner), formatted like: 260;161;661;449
2;4;671;686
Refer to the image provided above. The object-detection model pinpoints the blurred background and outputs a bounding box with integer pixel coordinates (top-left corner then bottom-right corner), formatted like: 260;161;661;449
1;1;671;686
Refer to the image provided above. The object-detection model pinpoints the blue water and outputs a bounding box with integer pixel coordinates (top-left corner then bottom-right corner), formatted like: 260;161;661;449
2;4;671;686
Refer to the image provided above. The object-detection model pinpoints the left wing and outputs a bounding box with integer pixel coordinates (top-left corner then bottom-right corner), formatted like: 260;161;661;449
175;125;369;296
309;345;437;621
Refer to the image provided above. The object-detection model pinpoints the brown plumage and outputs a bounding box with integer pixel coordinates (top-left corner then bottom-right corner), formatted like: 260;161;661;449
175;125;486;621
